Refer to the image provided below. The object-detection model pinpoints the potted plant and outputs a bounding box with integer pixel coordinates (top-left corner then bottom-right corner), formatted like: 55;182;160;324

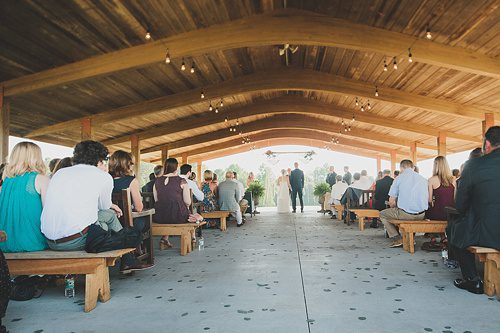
247;181;265;207
313;182;331;207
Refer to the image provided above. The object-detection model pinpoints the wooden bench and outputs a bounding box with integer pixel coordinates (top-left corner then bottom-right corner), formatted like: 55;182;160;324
350;209;380;231
332;204;344;221
5;249;134;312
468;246;500;299
151;222;206;256
200;211;231;231
390;220;447;254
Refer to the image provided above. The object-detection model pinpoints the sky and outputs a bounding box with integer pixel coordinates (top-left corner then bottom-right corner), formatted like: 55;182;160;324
8;136;471;179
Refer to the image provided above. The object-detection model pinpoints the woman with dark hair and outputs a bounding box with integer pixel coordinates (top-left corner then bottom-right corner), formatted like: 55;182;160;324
468;147;482;160
52;157;73;175
109;150;143;213
153;158;202;249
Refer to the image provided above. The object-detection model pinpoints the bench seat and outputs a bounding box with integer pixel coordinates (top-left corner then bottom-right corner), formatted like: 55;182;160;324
468;246;500;299
151;222;206;255
390;220;447;254
200;211;231;231
331;204;344;222
350;209;380;231
5;248;135;312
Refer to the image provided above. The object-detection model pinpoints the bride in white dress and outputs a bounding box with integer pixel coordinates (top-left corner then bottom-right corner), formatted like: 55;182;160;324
277;169;291;213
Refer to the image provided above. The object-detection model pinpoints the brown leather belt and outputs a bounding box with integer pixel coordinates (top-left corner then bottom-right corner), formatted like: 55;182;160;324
47;226;89;244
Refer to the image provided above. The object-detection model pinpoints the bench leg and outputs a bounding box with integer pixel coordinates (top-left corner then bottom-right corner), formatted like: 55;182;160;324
180;233;189;256
85;262;106;312
484;259;499;297
402;231;409;252
409;232;415;254
358;217;365;231
220;217;227;231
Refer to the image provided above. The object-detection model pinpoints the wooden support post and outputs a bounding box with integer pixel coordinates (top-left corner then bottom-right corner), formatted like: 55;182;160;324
161;146;169;165
390;150;397;174
197;161;202;183
130;135;140;180
437;132;447;156
181;153;188;165
483;113;494;136
409;142;417;163
376;156;381;173
81;117;93;141
0;87;9;163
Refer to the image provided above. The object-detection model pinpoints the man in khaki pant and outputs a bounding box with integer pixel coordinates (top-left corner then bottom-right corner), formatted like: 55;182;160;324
380;160;429;248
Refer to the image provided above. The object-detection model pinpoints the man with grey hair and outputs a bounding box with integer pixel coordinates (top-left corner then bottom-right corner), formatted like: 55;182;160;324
218;171;243;227
142;165;163;193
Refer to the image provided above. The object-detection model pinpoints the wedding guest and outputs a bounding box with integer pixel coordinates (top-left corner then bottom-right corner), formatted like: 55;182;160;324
48;158;60;176
246;172;255;187
212;173;219;186
326;166;337;187
426;156;456;221
200;170;218;213
0;142;49;252
52;157;73;175
329;175;348;218
468;147;482;160
142;165;163;193
218;171;243;227
109;150;144;214
342;166;352;185
393;170;400;178
180;164;204;201
371;169;394;228
452;169;460;179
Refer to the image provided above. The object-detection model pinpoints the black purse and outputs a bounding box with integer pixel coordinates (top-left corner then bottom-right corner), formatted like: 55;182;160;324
9;276;48;301
85;224;142;253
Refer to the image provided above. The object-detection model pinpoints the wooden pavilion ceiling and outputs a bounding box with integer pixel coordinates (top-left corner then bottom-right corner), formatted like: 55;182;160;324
1;0;499;162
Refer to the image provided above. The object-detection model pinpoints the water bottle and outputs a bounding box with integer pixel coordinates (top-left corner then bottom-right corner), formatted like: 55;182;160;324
198;237;205;251
441;249;448;261
65;275;75;298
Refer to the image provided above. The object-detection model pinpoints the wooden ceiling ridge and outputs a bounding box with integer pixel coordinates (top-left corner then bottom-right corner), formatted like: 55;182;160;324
27;69;494;138
170;129;433;161
139;114;435;155
101;95;480;146
3;8;499;99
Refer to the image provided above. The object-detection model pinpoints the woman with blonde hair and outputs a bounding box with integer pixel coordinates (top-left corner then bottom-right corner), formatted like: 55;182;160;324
0;142;49;252
426;155;456;221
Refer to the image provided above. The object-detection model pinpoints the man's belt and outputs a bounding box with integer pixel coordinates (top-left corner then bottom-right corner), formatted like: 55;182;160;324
46;226;89;244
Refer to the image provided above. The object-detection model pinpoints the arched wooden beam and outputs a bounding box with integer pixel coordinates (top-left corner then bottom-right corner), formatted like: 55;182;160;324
4;9;499;98
168;129;433;161
140;114;431;155
27;69;496;138
102;96;479;146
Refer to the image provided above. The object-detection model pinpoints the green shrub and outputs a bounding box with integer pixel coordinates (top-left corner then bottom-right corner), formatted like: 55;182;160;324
247;181;265;198
313;182;331;197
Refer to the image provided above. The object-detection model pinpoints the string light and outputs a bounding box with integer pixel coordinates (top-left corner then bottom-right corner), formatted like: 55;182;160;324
383;59;388;72
408;48;413;63
361;105;365;112
200;90;205;99
348;126;351;132
236;119;239;126
181;58;186;71
375;86;379;97
355;97;359;106
220;98;224;107
208;102;213;111
214;107;219;114
190;62;195;73
145;30;151;40
367;101;371;110
224;117;228;123
165;49;171;64
352;114;355;122
426;26;432;39
393;57;398;70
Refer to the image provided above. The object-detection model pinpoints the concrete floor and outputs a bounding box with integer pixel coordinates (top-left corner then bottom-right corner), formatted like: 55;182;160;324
5;209;500;333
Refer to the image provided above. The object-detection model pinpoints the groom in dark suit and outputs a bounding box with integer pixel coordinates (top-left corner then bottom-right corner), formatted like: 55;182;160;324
290;162;305;213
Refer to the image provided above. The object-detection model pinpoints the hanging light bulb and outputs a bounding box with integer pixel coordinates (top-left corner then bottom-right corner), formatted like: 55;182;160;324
341;119;345;126
224;117;228;123
408;48;413;63
239;131;243;136
181;58;186;71
361;105;365;112
208;102;213;111
355;97;359;106
344;126;348;132
375;86;379;97
393;57;398;70
367;101;371;110
165;49;171;64
383;59;388;72
352;114;355;121
220;98;224;107
190;62;195;73
426;26;432;39
348;126;351;132
236;119;239;126
200;90;205;99
214;107;219;114
145;30;151;40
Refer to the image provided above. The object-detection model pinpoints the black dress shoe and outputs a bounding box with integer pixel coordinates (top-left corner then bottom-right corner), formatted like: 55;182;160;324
369;222;379;228
237;223;243;227
454;278;484;294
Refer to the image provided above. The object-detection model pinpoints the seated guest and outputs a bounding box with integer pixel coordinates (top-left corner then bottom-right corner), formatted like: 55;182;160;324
179;164;204;202
328;175;348;218
394;170;400;178
154;158;202;249
450;126;500;294
426;156;456;221
52;157;73;175
212;173;219;186
376;171;383;181
468;147;482;160
246;172;255;187
41;141;147;273
380;159;428;248
233;172;248;213
356;170;374;190
200;170;218;212
372;169;394;228
452;168;460;179
188;172;196;182
0;142;49;252
109;150;144;213
142;165;163;193
349;172;361;188
218;171;243;227
48;158;60;176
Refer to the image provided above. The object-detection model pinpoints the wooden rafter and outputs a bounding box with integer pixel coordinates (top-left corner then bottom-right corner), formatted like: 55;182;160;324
3;9;499;98
27;69;496;138
102;96;480;146
140;114;436;155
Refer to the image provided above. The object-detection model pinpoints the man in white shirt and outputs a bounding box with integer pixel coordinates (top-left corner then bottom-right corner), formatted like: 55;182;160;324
180;164;204;201
41;141;150;273
329;175;348;218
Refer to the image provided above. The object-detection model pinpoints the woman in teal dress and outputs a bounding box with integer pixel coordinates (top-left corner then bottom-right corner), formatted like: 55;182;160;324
0;142;49;252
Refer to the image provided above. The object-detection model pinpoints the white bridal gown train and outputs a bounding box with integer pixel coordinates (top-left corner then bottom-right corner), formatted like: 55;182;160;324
277;176;291;213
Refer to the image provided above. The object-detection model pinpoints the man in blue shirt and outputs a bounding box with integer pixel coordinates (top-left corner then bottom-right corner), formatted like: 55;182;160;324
380;159;428;248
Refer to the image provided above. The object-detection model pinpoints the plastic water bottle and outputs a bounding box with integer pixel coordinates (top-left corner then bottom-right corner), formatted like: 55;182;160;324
65;275;75;298
198;237;205;251
441;249;448;261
